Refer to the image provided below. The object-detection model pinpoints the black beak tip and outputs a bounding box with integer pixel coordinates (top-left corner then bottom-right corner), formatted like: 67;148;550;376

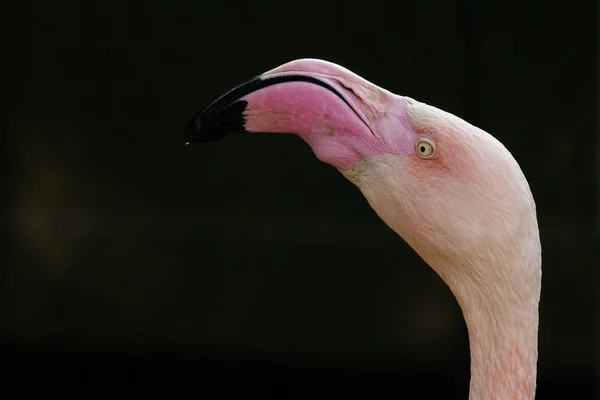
184;99;250;145
184;114;225;144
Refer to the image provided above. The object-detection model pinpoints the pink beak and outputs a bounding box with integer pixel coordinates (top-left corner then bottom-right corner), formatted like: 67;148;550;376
185;59;417;170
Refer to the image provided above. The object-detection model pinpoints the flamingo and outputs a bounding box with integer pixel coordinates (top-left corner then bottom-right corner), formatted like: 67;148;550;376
185;59;542;399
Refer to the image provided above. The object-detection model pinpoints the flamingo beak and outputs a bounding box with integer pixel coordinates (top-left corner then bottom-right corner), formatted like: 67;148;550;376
184;59;415;171
184;72;367;145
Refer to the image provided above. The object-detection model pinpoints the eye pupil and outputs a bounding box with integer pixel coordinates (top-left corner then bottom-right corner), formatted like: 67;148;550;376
416;138;435;158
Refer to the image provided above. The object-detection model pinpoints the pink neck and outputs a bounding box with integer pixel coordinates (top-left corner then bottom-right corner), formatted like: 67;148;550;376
461;295;539;400
340;155;541;399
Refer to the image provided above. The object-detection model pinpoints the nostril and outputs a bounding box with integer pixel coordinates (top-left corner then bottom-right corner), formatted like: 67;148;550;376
346;86;361;100
333;78;363;102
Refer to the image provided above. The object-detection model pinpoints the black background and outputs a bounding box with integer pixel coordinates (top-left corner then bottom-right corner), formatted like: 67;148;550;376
3;0;597;398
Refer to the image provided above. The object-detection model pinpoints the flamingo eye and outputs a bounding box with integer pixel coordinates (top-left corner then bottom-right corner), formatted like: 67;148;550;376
416;137;435;158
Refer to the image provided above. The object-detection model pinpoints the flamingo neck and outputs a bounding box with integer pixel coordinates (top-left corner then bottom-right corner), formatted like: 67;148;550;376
340;155;541;399
407;235;541;399
462;296;539;400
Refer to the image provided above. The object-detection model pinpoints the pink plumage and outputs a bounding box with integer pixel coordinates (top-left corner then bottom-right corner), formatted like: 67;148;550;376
186;59;542;400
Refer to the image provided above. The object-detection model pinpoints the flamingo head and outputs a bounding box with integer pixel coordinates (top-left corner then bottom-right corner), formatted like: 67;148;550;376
185;58;541;309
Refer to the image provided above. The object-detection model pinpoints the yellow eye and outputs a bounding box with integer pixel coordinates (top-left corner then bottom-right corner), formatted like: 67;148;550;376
416;137;435;158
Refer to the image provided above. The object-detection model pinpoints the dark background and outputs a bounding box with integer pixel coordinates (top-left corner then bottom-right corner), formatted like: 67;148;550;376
2;0;597;398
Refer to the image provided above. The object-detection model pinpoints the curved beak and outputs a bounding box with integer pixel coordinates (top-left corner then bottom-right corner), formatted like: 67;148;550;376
184;75;367;144
183;59;414;171
184;60;385;145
